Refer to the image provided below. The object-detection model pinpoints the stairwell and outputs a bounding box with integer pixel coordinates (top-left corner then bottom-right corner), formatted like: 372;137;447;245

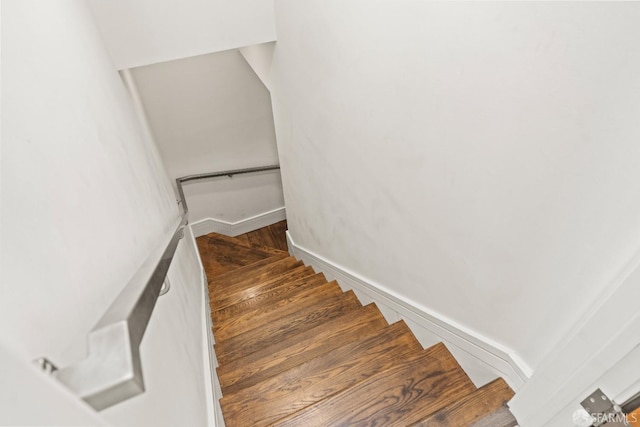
197;222;518;426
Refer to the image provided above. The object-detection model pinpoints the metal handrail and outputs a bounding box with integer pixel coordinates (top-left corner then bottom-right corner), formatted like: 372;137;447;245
46;165;279;411
176;165;281;215
51;213;187;411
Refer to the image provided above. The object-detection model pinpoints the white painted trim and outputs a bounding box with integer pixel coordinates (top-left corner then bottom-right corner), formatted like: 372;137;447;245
286;231;532;391
508;245;640;427
190;207;286;238
186;224;222;427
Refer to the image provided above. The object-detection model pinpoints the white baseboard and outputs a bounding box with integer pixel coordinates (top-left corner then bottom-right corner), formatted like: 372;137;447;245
185;225;224;427
190;207;286;238
286;231;532;392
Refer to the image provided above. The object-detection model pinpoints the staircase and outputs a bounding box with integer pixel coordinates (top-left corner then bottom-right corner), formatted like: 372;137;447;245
197;228;518;427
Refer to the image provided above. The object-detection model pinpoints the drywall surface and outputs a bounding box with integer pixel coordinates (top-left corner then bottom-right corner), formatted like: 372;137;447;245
271;1;640;372
0;341;109;426
102;227;210;427
239;41;276;91
130;49;283;225
2;2;210;426
88;0;276;69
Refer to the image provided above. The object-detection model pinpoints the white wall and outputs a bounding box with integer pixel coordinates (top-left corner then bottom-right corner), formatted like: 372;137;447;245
88;0;276;70
101;228;212;427
1;1;212;425
271;0;640;377
510;252;640;426
239;42;276;92
129;49;284;227
0;341;108;426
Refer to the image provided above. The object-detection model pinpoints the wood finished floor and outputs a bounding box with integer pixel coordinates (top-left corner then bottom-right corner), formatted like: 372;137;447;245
196;220;288;277
197;221;518;426
234;220;288;252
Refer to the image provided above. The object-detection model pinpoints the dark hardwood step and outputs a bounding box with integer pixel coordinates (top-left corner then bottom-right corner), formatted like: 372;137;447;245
409;377;516;427
213;280;344;339
211;265;317;312
207;253;290;287
198;231;286;256
211;272;328;326
211;265;314;311
210;256;303;298
196;233;286;278
234;220;289;252
214;290;362;365
217;303;388;394
272;342;476;427
220;320;424;427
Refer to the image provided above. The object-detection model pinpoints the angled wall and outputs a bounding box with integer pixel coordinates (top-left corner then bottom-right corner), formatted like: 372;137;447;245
128;49;283;234
239;41;276;92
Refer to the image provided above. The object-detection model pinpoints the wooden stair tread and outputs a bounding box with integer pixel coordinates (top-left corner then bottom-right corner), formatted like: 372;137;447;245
217;303;388;394
210;256;303;297
235;221;289;252
197;226;519;426
196;232;285;278
220;320;424;427
272;342;476;427
211;265;315;310
211;272;328;325
214;290;362;365
207;253;290;286
199;231;286;256
409;377;516;427
213;280;343;340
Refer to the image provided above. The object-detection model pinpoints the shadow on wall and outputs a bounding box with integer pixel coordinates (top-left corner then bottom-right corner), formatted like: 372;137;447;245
124;46;284;231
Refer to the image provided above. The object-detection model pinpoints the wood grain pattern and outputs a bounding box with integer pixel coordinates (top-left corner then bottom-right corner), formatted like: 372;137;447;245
211;272;328;326
211;265;316;311
409;378;516;427
273;343;477;427
209;256;302;299
220;321;424;427
196;232;285;278
213;280;344;339
197;222;518;427
207;254;290;289
215;291;362;365
235;220;289;252
217;303;388;394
